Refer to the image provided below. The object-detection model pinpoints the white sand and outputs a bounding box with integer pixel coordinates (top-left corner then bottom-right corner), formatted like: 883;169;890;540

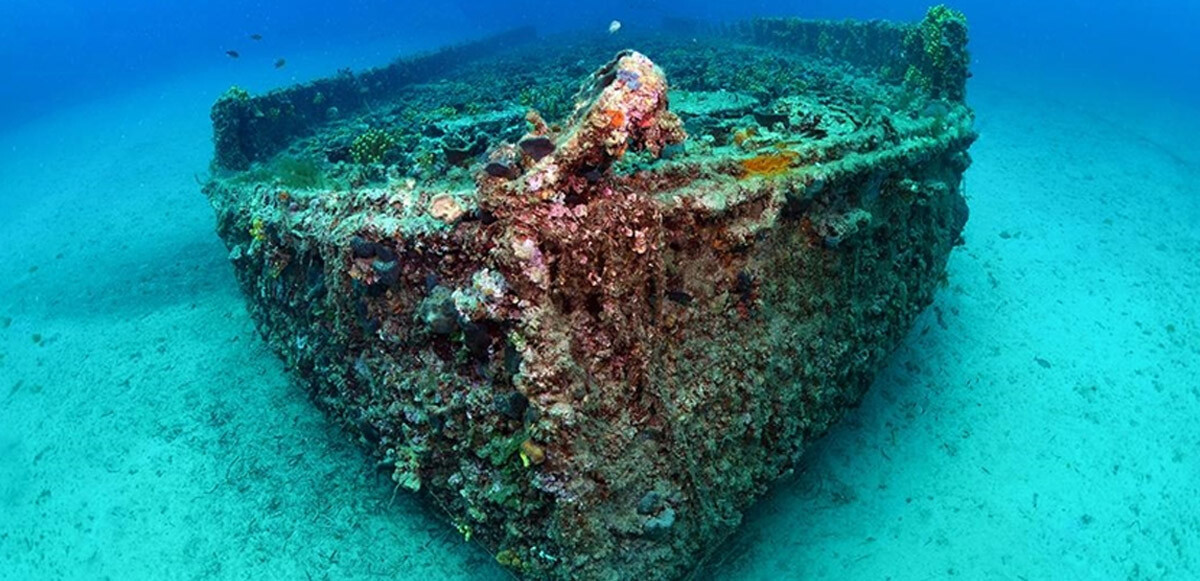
0;51;506;581
0;55;1196;581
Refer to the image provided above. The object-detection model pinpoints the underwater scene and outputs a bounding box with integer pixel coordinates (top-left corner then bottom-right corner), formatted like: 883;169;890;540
0;1;1197;580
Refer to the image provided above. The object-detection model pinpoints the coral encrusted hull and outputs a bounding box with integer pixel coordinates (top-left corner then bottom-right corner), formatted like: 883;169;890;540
203;8;974;580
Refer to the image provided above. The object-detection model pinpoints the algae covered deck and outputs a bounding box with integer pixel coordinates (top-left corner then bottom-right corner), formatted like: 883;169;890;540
207;12;972;198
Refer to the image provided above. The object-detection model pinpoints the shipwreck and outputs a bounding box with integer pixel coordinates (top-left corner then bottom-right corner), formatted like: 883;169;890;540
202;6;974;579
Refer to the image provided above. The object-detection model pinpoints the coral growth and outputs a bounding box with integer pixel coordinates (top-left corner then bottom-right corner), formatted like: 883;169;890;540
918;5;967;71
739;151;799;179
350;128;397;164
481;50;686;205
903;5;970;100
732;126;757;148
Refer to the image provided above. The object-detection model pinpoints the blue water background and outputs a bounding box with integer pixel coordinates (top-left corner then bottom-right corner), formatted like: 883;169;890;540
1;0;1196;132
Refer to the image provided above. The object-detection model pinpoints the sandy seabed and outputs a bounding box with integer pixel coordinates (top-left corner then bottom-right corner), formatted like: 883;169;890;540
0;54;1197;580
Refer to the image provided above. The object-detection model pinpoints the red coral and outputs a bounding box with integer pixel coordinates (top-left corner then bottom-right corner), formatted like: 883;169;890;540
605;109;626;129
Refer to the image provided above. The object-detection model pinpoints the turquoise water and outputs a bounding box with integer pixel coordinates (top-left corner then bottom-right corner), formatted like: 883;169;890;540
1;2;1198;579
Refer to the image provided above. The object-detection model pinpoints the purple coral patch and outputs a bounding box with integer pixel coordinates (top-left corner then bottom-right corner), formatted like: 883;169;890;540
616;69;642;91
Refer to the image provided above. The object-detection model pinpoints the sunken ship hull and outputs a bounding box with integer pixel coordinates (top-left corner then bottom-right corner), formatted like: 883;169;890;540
203;9;974;579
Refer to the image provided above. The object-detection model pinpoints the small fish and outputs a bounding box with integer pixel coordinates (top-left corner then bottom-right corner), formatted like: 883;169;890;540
274;58;287;69
249;33;263;41
225;50;240;59
608;20;621;34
